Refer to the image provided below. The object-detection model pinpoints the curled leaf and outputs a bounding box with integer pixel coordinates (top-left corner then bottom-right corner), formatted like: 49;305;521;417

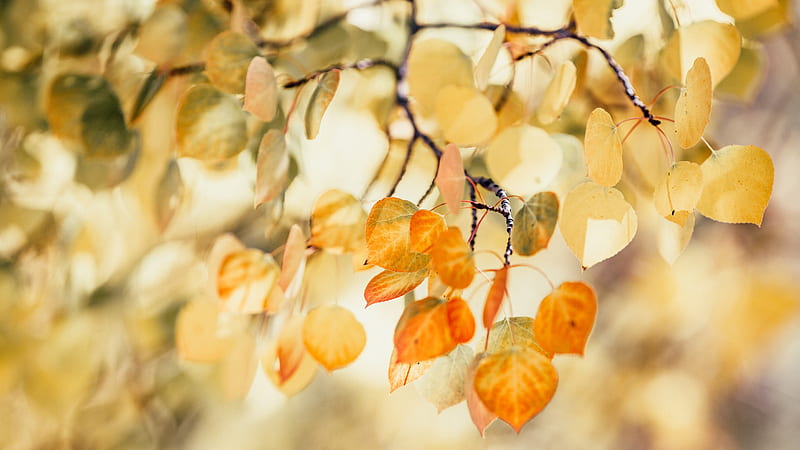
475;25;506;91
537;61;577;125
512;192;559;257
584;108;622;187
262;340;318;396
305;70;340;139
302;304;366;371
254;129;289;207
278;224;307;296
483;267;509;329
534;281;597;356
277;315;306;383
674;57;712;149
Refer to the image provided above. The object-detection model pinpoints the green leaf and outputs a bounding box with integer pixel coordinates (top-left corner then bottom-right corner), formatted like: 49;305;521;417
512;192;559;257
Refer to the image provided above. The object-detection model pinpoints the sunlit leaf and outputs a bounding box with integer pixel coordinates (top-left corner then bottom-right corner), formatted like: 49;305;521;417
484;316;547;355
254;129;288;207
537;61;577;125
662;21;741;87
215;248;281;313
262;340;318;396
715;0;777;20
394;297;456;363
277;315;306;383
219;331;258;399
409;210;447;254
176;84;247;161
674;57;712;149
407;39;474;115
446;297;476;344
388;347;435;393
175;300;229;363
573;0;624;40
486;125;562;196
435;143;465;215
560;182;637;268
364;268;428;307
134;4;187;65
205;31;259;94
512;192;559;257
534;281;597;356
474;346;558;432
309;189;366;254
365;197;430;272
305;70;340;140
430;227;474;289
483;267;509;329
302;304;366;371
465;353;498;436
584;108;622;187
657;213;695;264
278;224;307;297
435;86;497;146
696;145;773;225
243;56;278;122
653;161;704;226
716;43;764;102
416;344;473;412
475;25;506;91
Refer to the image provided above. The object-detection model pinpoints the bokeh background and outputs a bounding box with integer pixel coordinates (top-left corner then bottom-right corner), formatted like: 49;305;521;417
1;0;798;449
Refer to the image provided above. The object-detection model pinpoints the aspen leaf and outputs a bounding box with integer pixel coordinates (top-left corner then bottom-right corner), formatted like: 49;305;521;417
465;353;498;436
446;297;476;344
205;31;259;94
657;213;695;264
262;340;318;396
407;39;475;115
365;197;430;272
430;227;474;289
674;57;712;149
584;108;622;187
560;182;637;268
716;0;777;20
486;125;562;196
475;25;506;91
484;317;547;355
305;70;340;139
309;189;366;254
394;297;456;363
483;267;509;329
653;161;704;225
176;84;247;161
416;344;473;412
716;44;764;102
175;300;229;363
388;347;435;393
254;129;288;207
435;143;465;215
243;56;278;122
409;210;447;254
474;346;558;432
134;4;187;65
278;224;307;295
219;331;258;400
662;21;741;87
302;304;366;371
215;248;281;313
277;315;306;382
512;191;559;257
573;0;623;40
364;268;428;307
435;85;497;146
537;61;577;125
696;145;773;225
534;281;597;356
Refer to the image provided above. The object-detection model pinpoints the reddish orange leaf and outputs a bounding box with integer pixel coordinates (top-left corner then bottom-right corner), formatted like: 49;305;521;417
388;347;435;393
409;210;447;254
474;346;559;432
394;297;456;363
446;297;476;343
302;305;366;371
435;143;465;215
364;268;428;307
430;227;474;289
278;224;306;296
243;56;277;122
466;353;498;436
483;266;509;328
365;197;430;272
534;281;597;356
276;315;305;383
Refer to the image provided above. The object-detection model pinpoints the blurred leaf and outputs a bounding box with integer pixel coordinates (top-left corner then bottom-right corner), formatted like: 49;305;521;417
716;43;764;101
486;125;562;196
661;21;741;86
388;347;434;393
735;0;790;37
277;315;306;382
512;191;559;257
365;197;430;272
475;25;506;91
364;269;428;307
175;84;247;161
394;297;456;363
302;304;366;371
278;224;307;297
537;61;576;125
243;56;278;122
534;281;597;356
74;142;139;190
309;189;366;254
407;39;474;116
131;68;167;123
208;235;282;313
584;108;622;187
205;31;260;94
304;70;340;140
175;300;230;363
219;331;258;399
135;4;187;65
653;161;703;226
435;86;497;146
261;339;318;396
483;267;509;329
715;0;777;20
409;210;447;254
434;143;465;215
154;158;184;232
674;57;712;149
254;129;288;207
416;344;473;412
573;0;624;40
657;212;695;264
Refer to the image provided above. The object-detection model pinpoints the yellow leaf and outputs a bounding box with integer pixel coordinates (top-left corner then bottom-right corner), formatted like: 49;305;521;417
176;84;247;161
696;145;774;225
474;346;559;432
735;0;790;37
486;125;562;196
653;161;704;225
435;143;465;215
409;210;447;254
573;0;623;40
364;268;428;307
219;331;258;400
175;300;229;363
215;249;281;314
261;340;318;396
534;281;597;356
276;315;306;382
394;297;456;363
407;39;474;116
716;0;777;20
309;189;366;254
657;213;695;264
204;31;260;94
302;304;366;371
134;4;187;65
537;61;577;125
435;86;498;146
365;197;430;272
716;43;764;102
305;70;340;140
475;25;506;91
243;56;278;122
416;344;474;412
430;227;474;289
387;347;434;392
662;21;741;87
674;57;712;149
584;108;622;187
512;191;559;257
560;182;638;268
254;129;288;207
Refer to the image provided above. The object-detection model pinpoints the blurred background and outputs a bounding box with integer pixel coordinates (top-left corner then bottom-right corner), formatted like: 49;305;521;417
0;0;798;449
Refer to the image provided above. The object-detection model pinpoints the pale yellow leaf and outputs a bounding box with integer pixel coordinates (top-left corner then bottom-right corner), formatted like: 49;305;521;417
305;70;340;140
261;340;318;396
219;331;258;399
176;84;247;161
175;300;229;363
407;39;475;116
537;61;577;125
674;58;712;149
134;4;187;65
309;189;366;254
435;143;465;215
435;86;497;146
573;0;623;40
657;213;695;264
486;125;562;196
653;161;704;225
662;21;741;87
416;344;474;412
475;25;506;91
584;108;622;187
716;0;777;20
303;305;366;371
254;130;288;207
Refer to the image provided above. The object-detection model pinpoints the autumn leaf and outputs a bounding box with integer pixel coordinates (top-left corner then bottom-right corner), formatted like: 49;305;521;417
305;70;340;139
219;331;258;400
262;340;318;397
716;0;777;20
388;347;435;393
662;20;741;86
584;108;623;187
674;57;712;149
474;25;506;91
407;39;475;115
365;197;430;272
573;0;624;40
254;129;288;207
277;315;306;382
204;31;260;94
430;227;474;289
175;300;229;363
176;84;247;161
409;210;447;254
243;56;278;122
416;345;474;412
483;266;509;329
474;346;559;432
512;192;559;257
446;297;476;344
435;86;497;146
653;161;704;226
435;143;465;215
278;224;307;296
215;248;281;313
657;213;695;264
394;297;456;363
484;316;547;356
534;281;597;356
134;4;186;65
486;125;562;196
364;268;428;307
465;353;498;436
537;61;577;125
309;189;366;254
302;304;366;371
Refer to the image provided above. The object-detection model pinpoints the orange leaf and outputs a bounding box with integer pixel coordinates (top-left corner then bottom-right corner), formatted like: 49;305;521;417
365;197;430;272
278;224;307;296
483;267;509;328
394;297;456;363
474;346;559;432
364;268;428;307
243;56;278;122
534;281;597;356
466;353;498;436
430;227;474;289
446;297;476;343
276;315;305;382
261;340;318;397
435;143;465;215
302;305;366;371
309;189;366;254
388;347;435;393
409;210;447;254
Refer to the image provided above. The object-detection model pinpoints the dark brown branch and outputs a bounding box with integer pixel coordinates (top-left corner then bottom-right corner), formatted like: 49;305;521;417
282;59;398;88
